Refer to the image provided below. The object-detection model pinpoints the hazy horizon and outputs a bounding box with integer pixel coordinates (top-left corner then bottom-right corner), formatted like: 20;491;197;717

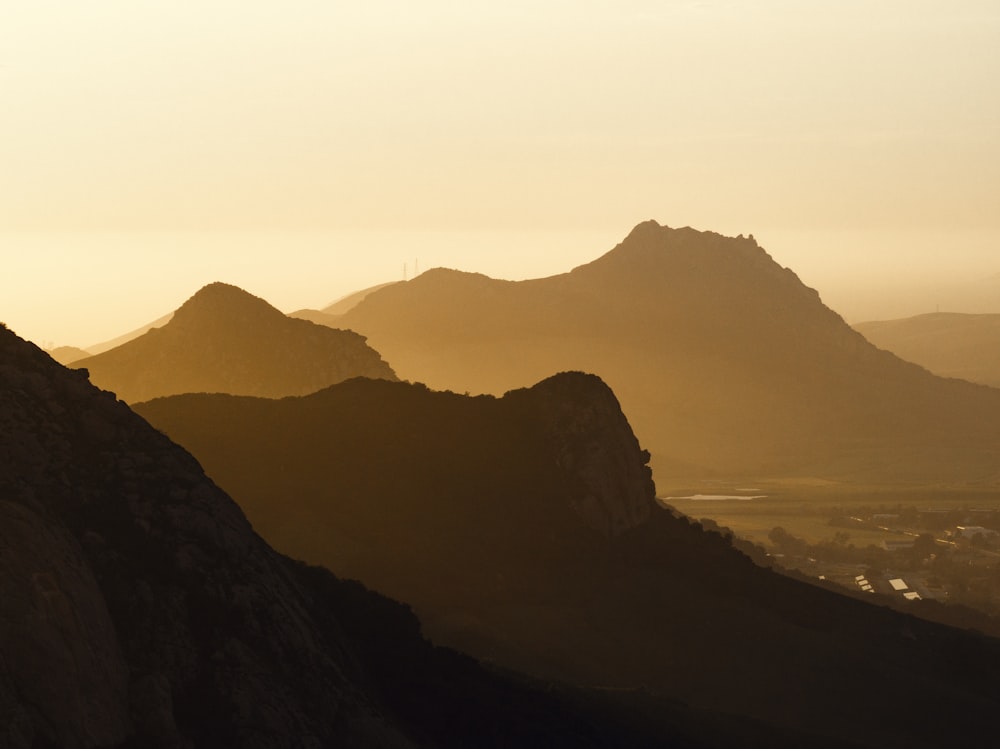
3;1;998;346
3;224;998;349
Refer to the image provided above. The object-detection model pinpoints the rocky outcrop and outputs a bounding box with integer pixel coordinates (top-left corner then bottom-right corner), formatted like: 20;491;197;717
0;501;130;749
507;372;655;536
0;325;410;747
74;282;396;403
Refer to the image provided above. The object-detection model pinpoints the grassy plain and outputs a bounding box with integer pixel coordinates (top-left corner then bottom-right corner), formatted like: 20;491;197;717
659;480;1000;548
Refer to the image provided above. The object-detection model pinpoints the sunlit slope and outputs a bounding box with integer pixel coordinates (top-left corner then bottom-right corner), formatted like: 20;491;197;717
855;312;1000;389
75;282;396;402
86;311;174;354
138;375;1000;749
330;221;1000;482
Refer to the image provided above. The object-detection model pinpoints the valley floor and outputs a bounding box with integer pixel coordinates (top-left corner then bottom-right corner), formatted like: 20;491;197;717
662;482;1000;631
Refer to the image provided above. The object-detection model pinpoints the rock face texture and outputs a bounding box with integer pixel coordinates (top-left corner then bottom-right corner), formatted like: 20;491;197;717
0;325;707;749
0;501;130;748
321;221;1000;482
0;325;408;748
74;282;396;403
507;372;654;536
140;373;1000;749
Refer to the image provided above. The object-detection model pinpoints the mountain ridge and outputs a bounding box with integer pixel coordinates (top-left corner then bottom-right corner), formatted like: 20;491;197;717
74;282;397;403
137;372;1000;748
855;311;1000;389
4;322;770;748
324;221;1000;483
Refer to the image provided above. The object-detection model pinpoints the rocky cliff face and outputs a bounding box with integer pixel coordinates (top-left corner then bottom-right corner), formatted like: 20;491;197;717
507;372;655;537
0;324;411;748
75;282;397;403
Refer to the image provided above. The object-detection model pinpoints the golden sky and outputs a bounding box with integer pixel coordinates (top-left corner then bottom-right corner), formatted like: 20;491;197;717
2;1;998;346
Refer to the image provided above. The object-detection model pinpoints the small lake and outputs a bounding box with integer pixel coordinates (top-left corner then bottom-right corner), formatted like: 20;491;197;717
662;494;767;501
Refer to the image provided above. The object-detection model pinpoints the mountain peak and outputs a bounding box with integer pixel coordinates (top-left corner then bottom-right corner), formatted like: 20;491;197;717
171;282;281;328
77;282;397;402
621;218;664;241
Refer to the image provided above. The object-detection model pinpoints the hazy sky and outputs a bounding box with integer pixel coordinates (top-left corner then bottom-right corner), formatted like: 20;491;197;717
2;1;998;346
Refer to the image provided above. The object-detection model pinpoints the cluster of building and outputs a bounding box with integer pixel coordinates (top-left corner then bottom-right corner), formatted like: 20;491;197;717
853;574;921;600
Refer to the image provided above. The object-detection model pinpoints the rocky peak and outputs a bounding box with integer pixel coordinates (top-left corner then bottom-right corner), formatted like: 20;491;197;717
510;371;656;537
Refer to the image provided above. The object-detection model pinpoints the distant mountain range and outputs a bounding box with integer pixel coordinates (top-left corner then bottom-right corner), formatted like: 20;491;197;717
86;311;175;355
137;375;1000;748
73;282;396;402
286;221;1000;483
46;344;91;365
855;312;1000;389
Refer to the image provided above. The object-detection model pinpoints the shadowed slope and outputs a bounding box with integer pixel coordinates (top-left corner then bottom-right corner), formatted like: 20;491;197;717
2;324;764;749
75;282;396;403
139;376;1000;749
855;312;1000;389
327;222;1000;482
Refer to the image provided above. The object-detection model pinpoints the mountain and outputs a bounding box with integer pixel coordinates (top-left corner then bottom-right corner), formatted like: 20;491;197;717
321;281;402;315
290;282;402;326
87;311;174;354
1;322;776;748
855;312;1000;389
137;376;1000;748
73;282;397;403
316;221;1000;482
46;345;91;365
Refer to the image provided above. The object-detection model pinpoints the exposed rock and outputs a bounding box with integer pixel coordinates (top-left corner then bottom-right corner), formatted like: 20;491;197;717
0;324;404;747
507;372;654;536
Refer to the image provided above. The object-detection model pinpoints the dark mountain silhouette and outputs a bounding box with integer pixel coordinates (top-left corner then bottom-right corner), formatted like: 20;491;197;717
138;377;1000;749
46;345;91;365
73;282;396;403
0;323;791;748
299;221;1000;482
855;312;1000;389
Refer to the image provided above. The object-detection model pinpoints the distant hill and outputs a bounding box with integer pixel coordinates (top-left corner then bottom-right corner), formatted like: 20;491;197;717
321;281;401;315
289;281;402;326
74;282;396;403
86;311;174;354
138;375;1000;748
46;345;91;364
855;312;1000;389
318;221;1000;483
